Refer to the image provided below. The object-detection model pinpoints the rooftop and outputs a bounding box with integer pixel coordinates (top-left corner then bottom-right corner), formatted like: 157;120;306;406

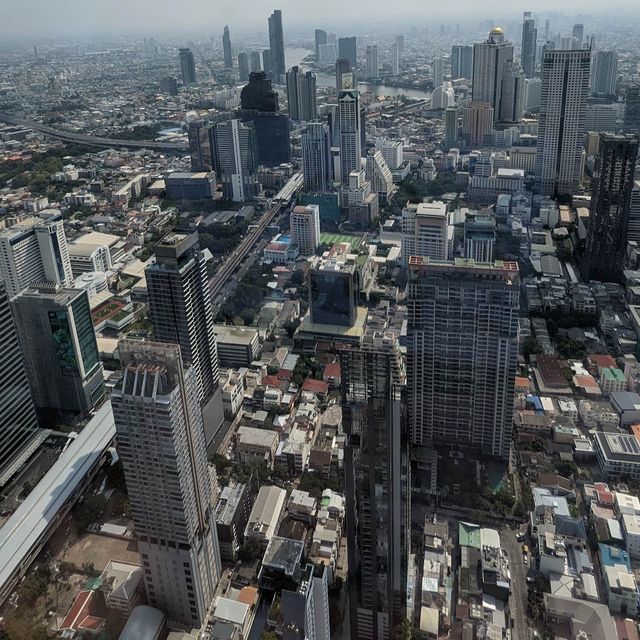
262;536;304;577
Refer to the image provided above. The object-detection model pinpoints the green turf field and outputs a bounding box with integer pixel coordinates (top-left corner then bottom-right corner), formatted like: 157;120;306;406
319;233;362;251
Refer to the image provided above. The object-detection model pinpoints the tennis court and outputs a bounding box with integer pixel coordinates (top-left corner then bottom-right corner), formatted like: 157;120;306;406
319;233;363;251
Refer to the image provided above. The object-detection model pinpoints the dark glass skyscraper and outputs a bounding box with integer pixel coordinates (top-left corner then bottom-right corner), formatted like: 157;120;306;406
338;37;357;69
188;120;213;172
451;45;473;79
286;66;317;121
521;12;537;78
582;134;639;283
268;9;285;83
314;29;327;62
179;47;197;84
223;25;233;69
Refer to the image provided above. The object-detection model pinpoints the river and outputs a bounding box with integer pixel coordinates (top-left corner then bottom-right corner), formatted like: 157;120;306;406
284;47;432;101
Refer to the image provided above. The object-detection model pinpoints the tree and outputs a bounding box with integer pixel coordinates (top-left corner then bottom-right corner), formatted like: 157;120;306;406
290;270;305;287
522;336;543;358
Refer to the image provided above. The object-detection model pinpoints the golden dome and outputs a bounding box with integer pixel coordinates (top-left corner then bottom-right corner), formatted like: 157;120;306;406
489;26;504;36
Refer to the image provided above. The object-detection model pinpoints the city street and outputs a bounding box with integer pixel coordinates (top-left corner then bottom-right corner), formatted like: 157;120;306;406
501;528;529;640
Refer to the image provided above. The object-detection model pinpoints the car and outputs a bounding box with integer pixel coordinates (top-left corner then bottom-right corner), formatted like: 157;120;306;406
526;576;535;584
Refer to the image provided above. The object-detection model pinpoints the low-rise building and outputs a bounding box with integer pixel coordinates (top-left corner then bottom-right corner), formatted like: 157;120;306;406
244;485;287;546
236;426;279;467
215;481;256;563
100;561;145;616
221;369;246;418
595;432;640;481
214;325;260;368
600;368;627;395
287;489;317;524
599;544;638;616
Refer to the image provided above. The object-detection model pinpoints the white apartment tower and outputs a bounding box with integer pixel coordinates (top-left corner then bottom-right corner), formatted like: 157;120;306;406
302;122;333;193
290;204;321;256
375;138;403;170
535;48;591;196
112;340;221;627
365;150;394;203
401;201;449;267
391;42;400;76
338;91;362;184
365;45;379;80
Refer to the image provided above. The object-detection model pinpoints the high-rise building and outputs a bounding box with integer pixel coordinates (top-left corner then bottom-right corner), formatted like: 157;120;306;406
314;29;327;62
11;285;105;414
341;313;408;640
572;23;584;49
250;51;262;73
591;51;618;97
302;122;333;193
309;250;358;327
461;101;494;146
535;48;591;196
582;134;639;282
338;90;362;184
391;42;400;76
187;120;213;172
262;49;272;76
286;66;317;121
179;48;197;85
338;37;357;69
451;45;473;79
472;28;514;119
375;138;403;170
498;62;525;123
401;201;449;267
524;77;542;110
239;72;291;166
0;210;73;298
159;76;178;96
222;26;233;69
521;12;537;79
112;340;221;627
146;233;220;413
433;56;445;88
365;149;394;203
268;9;285;83
626;86;640;129
407;257;519;458
365;45;379;80
629;181;640;243
445;105;459;150
0;282;41;487
211;119;258;202
335;58;354;92
464;211;497;262
238;52;250;82
290;204;321;256
544;18;550;41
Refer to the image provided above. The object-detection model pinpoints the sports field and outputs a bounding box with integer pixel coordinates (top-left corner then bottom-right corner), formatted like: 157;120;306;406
319;233;363;251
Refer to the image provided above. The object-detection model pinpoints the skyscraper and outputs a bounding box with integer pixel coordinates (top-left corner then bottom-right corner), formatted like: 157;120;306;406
365;45;379;80
365;149;394;203
338;37;357;69
590;51;618;97
461;101;494;146
222;26;233;68
286;66;317;121
464;211;497;263
535;48;591;196
179;48;197;85
314;29;327;62
335;58;353;92
250;51;262;73
401;201;449;267
433;56;445;88
112;340;221;627
391;42;400;76
268;9;285;83
11;285;105;414
572;23;584;49
302;122;333;193
262;49;272;76
582;134;639;283
146;233;220;419
444;105;459;150
407;257;519;458
290;204;321;256
0;282;41;487
498;62;525;123
238;52;250;82
338;90;362;184
341;314;408;640
521;12;537;78
472;27;514;120
451;45;473;79
187;120;213;172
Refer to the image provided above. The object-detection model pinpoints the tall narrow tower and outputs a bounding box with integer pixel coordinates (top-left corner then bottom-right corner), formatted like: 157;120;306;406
179;48;197;85
112;340;221;627
268;9;285;83
338;90;362;184
521;12;537;78
222;26;233;69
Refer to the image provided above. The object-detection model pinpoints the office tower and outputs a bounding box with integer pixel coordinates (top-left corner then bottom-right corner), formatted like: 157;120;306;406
444;105;458;150
238;52;250;82
281;564;330;640
335;58;353;92
239;71;291;166
0;282;41;487
521;12;537;78
338;90;362;184
472;28;514;119
461;101;494;146
395;34;405;52
572;23;584;49
286;66;317;121
407;257;519;458
629;181;640;243
268;9;285;83
290;204;321;256
391;42;400;76
535;49;591;196
582;134;639;282
0;210;73;298
159;76;178;96
544;18;550;41
464;211;496;262
262;49;272;76
591;51;618;97
222;26;233;68
626;86;640;128
146;232;220;413
11;285;104;414
250;51;262;73
365;149;394;203
498;62;525;123
524;77;542;110
433;56;445;88
375;138;403;170
187;120;213;172
451;45;473;80
365;45;379;80
338;37;357;68
431;82;454;110
302;122;333;192
309;253;358;326
340;169;378;227
318;43;337;66
179;48;197;85
401;201;448;267
341;318;408;640
315;29;327;62
112;340;221;627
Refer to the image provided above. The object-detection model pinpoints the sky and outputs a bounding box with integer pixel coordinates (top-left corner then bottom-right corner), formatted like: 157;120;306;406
0;0;637;37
